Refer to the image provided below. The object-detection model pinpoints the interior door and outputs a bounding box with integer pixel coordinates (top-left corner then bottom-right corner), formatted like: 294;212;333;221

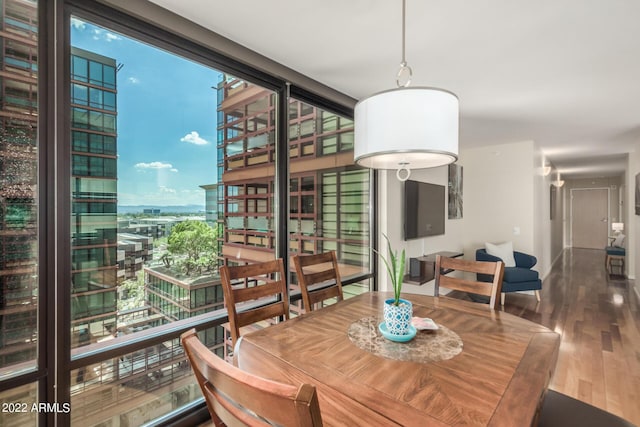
571;188;608;249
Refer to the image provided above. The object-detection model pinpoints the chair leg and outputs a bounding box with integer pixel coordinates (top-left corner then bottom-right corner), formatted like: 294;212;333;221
501;293;505;306
535;290;541;302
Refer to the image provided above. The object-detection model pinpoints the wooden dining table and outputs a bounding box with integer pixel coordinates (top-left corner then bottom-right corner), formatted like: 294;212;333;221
236;292;560;426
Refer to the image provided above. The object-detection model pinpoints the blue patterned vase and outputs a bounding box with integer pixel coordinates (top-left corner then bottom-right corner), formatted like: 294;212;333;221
383;298;413;335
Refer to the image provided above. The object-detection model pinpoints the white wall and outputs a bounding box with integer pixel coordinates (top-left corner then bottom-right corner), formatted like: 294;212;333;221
378;139;564;295
627;149;639;285
378;165;463;296
463;141;535;255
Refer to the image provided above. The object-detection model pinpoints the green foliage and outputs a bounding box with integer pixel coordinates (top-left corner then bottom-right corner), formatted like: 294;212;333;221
374;234;406;306
167;220;217;276
118;271;146;311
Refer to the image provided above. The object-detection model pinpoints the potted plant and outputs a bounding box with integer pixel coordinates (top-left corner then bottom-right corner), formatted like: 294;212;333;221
376;234;413;336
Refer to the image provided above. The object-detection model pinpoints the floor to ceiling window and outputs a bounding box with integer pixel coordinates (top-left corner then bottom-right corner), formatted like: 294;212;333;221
0;1;373;425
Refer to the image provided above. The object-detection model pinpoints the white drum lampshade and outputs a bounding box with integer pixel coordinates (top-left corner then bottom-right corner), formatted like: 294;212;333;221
354;86;459;176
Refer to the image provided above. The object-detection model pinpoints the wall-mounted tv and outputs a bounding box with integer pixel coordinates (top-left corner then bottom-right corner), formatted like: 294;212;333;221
404;180;445;240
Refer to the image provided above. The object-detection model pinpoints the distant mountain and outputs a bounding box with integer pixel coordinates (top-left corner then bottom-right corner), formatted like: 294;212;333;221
118;205;205;214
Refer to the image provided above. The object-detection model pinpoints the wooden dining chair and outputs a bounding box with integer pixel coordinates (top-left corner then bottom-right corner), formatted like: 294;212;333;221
181;329;324;427
434;255;505;309
220;259;290;352
292;251;344;312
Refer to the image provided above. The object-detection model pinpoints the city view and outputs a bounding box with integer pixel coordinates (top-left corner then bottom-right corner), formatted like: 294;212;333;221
0;2;370;425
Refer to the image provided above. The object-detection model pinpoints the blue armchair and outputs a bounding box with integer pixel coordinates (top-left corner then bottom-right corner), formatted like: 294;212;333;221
476;249;542;306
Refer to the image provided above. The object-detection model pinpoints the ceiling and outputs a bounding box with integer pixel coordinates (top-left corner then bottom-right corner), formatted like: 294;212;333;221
149;0;638;179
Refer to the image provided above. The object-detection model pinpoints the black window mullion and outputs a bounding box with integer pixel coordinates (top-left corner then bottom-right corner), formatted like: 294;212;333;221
52;3;73;426
274;84;290;295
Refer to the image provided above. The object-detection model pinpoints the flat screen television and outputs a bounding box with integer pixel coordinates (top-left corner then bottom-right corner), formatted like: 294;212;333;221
404;180;445;240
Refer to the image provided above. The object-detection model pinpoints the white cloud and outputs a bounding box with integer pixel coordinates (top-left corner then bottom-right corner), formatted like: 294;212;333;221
159;186;177;194
170;168;179;173
90;28;121;42
135;161;174;170
128;77;140;84
105;32;121;42
180;131;209;146
70;18;86;30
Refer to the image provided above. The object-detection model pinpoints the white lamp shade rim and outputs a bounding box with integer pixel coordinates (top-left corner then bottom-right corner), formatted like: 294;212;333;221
355;150;458;169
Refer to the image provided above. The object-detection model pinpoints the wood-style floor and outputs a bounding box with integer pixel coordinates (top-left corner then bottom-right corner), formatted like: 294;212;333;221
199;248;639;426
485;248;639;425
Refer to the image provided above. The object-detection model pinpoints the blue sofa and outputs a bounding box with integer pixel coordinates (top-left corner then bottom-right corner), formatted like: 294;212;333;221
476;249;542;305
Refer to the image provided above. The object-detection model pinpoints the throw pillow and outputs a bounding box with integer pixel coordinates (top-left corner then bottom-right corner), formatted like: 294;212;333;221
613;234;625;248
485;241;517;267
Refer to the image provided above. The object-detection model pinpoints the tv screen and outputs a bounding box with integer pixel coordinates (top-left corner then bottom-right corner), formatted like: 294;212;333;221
404;180;445;240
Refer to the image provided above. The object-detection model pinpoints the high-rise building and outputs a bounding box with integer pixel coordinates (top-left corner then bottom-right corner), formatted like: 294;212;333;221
215;76;370;277
70;46;119;347
0;0;38;369
199;183;218;225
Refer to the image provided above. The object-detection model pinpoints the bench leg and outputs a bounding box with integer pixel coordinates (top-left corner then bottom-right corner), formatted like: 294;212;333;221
535;290;541;302
501;293;505;306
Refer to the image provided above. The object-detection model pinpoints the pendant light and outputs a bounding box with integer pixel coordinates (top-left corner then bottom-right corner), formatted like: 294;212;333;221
354;0;459;181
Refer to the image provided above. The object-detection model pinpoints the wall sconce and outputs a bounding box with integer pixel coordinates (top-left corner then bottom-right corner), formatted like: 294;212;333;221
552;172;564;187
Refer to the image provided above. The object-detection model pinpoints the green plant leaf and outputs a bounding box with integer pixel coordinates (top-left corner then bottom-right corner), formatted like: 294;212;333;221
395;248;406;304
373;233;404;306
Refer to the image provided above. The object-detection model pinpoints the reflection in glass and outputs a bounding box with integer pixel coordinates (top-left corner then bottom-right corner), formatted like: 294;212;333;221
0;0;39;380
0;382;37;427
70;328;221;426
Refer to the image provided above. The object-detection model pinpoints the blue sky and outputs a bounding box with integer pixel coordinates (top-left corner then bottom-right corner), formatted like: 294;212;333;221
71;18;220;206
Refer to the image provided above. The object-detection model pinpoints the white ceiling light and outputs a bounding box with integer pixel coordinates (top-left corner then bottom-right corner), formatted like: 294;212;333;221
354;0;459;181
552;172;565;187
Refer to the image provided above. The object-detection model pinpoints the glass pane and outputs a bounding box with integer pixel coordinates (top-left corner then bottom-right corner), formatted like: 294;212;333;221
0;0;39;380
217;76;276;262
70;327;223;426
287;99;371;313
69;16;277;423
0;382;38;427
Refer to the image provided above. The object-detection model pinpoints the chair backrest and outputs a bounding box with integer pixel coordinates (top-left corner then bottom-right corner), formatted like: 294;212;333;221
293;251;344;312
181;329;323;427
220;259;290;347
434;255;505;309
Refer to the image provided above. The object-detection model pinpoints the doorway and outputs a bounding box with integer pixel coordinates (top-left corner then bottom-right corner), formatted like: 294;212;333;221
570;188;609;249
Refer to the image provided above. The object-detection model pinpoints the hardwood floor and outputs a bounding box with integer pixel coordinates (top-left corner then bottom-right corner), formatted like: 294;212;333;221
455;248;640;425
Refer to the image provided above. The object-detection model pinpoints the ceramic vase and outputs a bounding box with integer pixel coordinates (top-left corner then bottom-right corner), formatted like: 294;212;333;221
383;298;413;335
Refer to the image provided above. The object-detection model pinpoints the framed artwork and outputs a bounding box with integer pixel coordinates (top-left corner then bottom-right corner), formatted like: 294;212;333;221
636;172;640;215
448;164;463;219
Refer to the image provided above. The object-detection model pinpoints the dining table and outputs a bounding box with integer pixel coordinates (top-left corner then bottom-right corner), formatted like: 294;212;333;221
235;291;560;426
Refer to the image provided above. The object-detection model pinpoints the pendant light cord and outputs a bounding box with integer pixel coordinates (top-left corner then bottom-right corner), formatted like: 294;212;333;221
401;0;406;67
396;0;412;87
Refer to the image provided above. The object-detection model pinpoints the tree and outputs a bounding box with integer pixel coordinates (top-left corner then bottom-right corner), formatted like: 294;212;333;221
118;271;146;312
167;220;217;275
